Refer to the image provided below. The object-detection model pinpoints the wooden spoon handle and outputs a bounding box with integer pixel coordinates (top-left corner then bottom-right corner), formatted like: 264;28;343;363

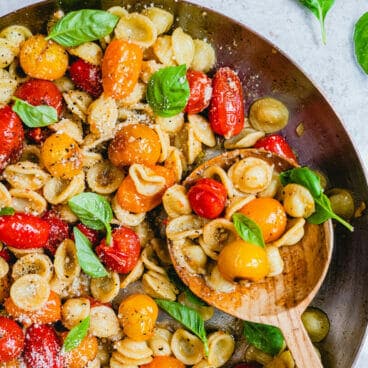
260;310;323;368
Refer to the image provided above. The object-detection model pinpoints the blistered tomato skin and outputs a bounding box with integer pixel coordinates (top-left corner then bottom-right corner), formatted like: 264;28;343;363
19;35;68;81
15;79;63;116
141;356;185;368
254;134;297;164
0;106;24;172
42;211;70;255
118;294;158;341
96;227;141;274
188;178;227;219
75;223;102;247
209;67;244;138
102;39;143;99
0;213;50;249
185;69;212;114
0;317;24;363
23;324;63;368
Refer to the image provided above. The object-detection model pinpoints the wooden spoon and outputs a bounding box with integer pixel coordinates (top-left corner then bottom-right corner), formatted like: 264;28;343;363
168;149;333;368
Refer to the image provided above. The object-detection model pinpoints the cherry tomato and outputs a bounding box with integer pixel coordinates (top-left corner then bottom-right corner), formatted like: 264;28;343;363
23;324;63;368
102;39;143;99
217;240;269;282
26;127;50;144
116;165;176;214
254;134;297;164
15;79;63;116
187;178;227;219
0;213;50;249
118;294;158;341
239;197;287;243
96;226;141;274
0;105;24;172
74;223;102;247
185;69;212;114
0;317;24;363
209;67;244;138
141;356;185;368
0;245;12;262
5;291;61;327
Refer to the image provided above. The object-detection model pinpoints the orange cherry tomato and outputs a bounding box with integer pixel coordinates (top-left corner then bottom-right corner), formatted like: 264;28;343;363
108;123;161;167
118;294;158;341
19;35;68;81
5;291;61;327
116;164;175;213
141;356;185;368
217;239;269;282
239;197;287;243
102;39;143;99
61;332;98;368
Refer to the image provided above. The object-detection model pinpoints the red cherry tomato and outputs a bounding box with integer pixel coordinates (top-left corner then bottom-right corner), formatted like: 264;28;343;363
185;69;212;114
209;67;244;138
0;245;12;262
0;105;24;172
15;79;63;116
187;178;227;219
75;223;102;247
23;324;63;368
0;317;24;362
96;227;141;274
254;134;297;164
42;211;70;254
0;213;50;249
69;59;103;98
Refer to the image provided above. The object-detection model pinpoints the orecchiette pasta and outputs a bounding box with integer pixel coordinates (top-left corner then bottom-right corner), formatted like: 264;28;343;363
207;331;235;367
224;127;265;149
153;35;175;65
129;164;166;196
202;165;235;198
118;82;146;106
165;147;187;182
188;114;216;147
90;305;121;338
120;259;144;289
0;256;9;279
153;124;170;162
87;161;124;194
68;41;103;65
0;38;17;68
7;245;44;259
50;118;84;144
90;271;120;303
63;90;93;121
11;253;53;281
205;266;235;293
266;246;284;277
174;240;208;275
0;69;17;106
147;327;172;356
224;195;256;220
142;270;178;301
111;338;153;367
61;297;91;329
155;113;184;134
142;7;174;35
141;246;167;275
270;218;306;248
171;329;204;365
10;188;47;215
0;25;32;50
282;183;315;218
166;215;204;241
162;184;192;218
191;39;216;73
112;196;146;227
174;123;202;165
19;144;42;165
172;27;195;66
54;239;81;284
0;182;12;208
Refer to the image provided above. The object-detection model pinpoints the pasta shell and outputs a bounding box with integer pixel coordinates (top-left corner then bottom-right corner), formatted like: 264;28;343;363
282;183;315;218
112;338;153;366
107;6;129;18
266;246;284;277
153;124;170;162
148;327;172;356
162;184;191;218
142;7;174;35
141;246;167;275
90;272;120;303
0;273;9;304
224;127;265;149
174;124;202;165
87;161;124;194
120;259;144;289
155;113;184;134
119;83;146;106
171;329;204;365
54;76;74;93
90;305;121;338
202;165;234;198
150;238;172;265
12;253;53;281
68;42;103;65
0;256;9;279
172;27;195;66
205;266;236;293
166;215;204;241
0;25;32;49
258;172;281;198
63;90;93;121
53;203;79;223
19;144;42;165
86;358;101;368
61;297;91;330
0;38;17;68
225;195;256;220
0;69;17;106
112;196;146;227
207;331;235;367
4;161;50;190
142;270;178;301
10;274;50;311
8;58;28;84
10;188;47;216
193;360;216;368
165;147;187;182
131;221;155;247
188;114;216;147
54;239;81;284
153;35;175;65
191;39;216;73
82;149;104;169
0;182;12;208
50;118;84;144
129;164;166;196
271;218;306;248
7;246;44;259
175;240;207;275
115;13;157;48
140;60;164;84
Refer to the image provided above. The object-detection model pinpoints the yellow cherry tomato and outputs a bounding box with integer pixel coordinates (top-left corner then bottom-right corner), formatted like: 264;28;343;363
41;133;83;179
217;240;269;282
118;294;158;341
141;356;185;368
239;197;287;243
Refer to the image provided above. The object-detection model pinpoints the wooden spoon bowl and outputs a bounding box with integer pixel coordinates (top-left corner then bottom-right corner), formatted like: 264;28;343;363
168;149;333;368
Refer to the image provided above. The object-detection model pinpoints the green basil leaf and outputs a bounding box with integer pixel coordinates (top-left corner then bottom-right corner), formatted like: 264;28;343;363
47;9;119;47
12;97;58;128
68;192;112;243
156;299;209;355
184;289;207;307
243;321;284;356
0;207;15;216
232;213;265;248
354;12;368;74
147;64;190;117
73;227;108;278
63;316;90;352
299;0;335;44
280;167;322;198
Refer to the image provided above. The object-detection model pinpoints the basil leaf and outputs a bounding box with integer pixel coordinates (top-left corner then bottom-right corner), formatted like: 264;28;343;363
147;64;190;117
63;316;90;352
68;192;112;244
280;167;353;231
47;9;119;47
156;299;209;355
243;321;284;356
354;12;368;74
73;227;108;278
12;97;58;128
0;207;15;216
299;0;335;44
184;289;207;307
232;213;265;248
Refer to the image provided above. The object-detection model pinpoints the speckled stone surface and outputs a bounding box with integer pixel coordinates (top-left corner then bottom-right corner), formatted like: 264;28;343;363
1;0;367;365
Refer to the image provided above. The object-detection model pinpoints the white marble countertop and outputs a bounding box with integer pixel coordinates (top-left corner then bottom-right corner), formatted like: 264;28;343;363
1;0;367;366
